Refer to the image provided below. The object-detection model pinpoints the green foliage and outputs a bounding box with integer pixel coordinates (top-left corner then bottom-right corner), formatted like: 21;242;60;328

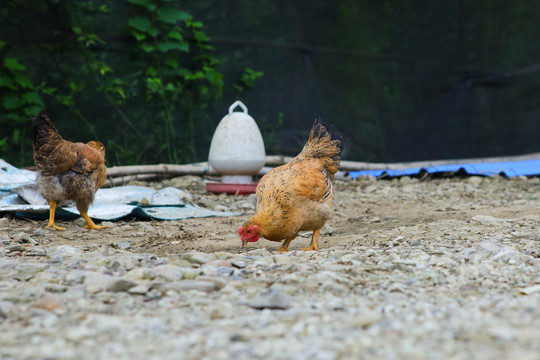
234;68;264;94
123;0;224;163
0;41;45;164
0;0;249;167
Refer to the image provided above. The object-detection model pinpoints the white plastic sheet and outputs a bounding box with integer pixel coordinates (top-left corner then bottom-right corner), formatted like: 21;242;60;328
0;160;241;221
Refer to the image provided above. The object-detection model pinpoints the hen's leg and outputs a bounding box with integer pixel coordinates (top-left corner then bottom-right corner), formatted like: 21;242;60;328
80;212;109;230
45;200;66;231
278;237;295;252
301;229;320;251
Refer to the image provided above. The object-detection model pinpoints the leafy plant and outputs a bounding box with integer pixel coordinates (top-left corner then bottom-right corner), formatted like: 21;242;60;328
234;68;264;94
0;41;44;165
122;0;224;163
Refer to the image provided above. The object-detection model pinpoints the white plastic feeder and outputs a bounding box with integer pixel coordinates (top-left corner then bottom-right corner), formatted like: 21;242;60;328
207;101;265;193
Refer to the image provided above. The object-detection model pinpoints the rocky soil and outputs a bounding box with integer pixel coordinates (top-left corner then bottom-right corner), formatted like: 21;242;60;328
0;175;539;359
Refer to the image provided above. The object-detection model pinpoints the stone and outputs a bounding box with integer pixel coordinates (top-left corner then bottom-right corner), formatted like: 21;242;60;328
181;268;201;280
471;215;510;226
519;285;540;295
63;270;87;285
185;252;215;265
34;296;65;313
153;264;184;281
0;300;15;318
245;289;293;310
155;280;216;293
474;239;502;258
0;234;10;245
13;232;37;245
231;260;247;269
106;279;137;293
128;284;150;295
125;267;155;281
244;248;272;258
114;241;132;250
0;218;9;228
7;244;26;253
48;245;82;259
33;228;47;237
27;248;47;257
197;276;227;290
45;284;68;293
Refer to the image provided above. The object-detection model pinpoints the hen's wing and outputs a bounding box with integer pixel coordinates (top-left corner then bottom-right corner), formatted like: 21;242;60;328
256;158;329;210
33;113;105;177
36;142;103;176
69;143;105;176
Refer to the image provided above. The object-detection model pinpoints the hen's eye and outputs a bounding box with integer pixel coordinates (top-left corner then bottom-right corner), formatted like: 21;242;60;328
247;229;252;234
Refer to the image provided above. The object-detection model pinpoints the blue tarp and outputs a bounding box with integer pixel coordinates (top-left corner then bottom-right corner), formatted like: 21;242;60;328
349;159;540;179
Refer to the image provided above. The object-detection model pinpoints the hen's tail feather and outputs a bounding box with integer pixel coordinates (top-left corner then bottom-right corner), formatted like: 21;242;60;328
297;119;343;173
32;112;62;151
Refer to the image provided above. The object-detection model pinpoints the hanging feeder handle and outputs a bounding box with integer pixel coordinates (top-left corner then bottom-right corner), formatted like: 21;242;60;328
229;100;248;114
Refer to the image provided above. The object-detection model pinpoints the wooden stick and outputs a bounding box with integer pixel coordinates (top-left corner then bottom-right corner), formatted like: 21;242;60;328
104;152;540;183
104;174;163;187
106;163;216;178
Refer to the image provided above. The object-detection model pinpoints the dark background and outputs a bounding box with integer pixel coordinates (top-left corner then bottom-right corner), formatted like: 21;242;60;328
2;0;540;167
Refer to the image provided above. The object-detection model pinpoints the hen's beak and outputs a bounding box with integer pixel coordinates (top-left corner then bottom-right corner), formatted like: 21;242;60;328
242;239;249;248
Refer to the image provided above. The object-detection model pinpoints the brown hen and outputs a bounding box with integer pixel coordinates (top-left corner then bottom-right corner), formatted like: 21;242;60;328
32;113;108;230
238;119;343;251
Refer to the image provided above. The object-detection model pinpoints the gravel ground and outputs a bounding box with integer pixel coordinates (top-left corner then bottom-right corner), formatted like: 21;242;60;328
0;175;539;360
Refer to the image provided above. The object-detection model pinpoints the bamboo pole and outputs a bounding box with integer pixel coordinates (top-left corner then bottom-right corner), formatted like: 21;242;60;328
104;152;540;184
106;162;216;178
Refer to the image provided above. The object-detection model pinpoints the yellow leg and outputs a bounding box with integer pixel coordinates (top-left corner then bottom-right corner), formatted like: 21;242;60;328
278;237;294;252
301;229;320;251
45;201;66;231
81;212;109;230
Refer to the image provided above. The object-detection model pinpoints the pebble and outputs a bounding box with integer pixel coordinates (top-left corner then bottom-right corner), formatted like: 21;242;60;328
7;244;26;253
0;234;10;245
153;264;184;281
245;289;293;310
0;300;15;318
114;241;132;250
155;280;216;293
27;248;47;256
231;260;247;269
187;252;214;264
106;279;137;293
33;228;46;237
0;218;9;228
128;283;151;295
34;296;65;313
45;284;68;293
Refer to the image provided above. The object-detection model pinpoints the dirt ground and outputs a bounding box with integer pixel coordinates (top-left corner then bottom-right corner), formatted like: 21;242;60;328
7;174;540;257
2;174;539;359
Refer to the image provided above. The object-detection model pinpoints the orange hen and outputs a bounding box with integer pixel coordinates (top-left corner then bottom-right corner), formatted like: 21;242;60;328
238;119;343;251
32;113;108;231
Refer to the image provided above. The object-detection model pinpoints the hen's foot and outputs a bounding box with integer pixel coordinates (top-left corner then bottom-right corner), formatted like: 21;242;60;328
279;238;294;252
84;224;110;230
301;229;320;251
81;212;109;230
46;201;65;230
45;223;66;231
